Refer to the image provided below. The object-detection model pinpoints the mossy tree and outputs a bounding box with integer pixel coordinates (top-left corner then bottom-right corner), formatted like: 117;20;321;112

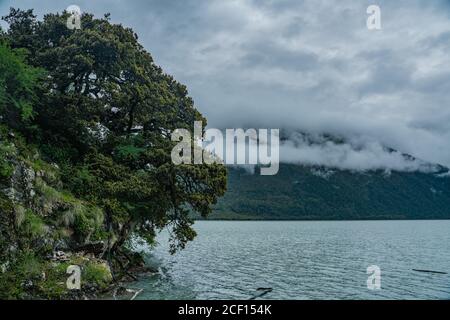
1;8;226;263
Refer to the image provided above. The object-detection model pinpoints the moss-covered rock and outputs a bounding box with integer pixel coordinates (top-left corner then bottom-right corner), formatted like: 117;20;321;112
0;250;113;299
0;129;113;299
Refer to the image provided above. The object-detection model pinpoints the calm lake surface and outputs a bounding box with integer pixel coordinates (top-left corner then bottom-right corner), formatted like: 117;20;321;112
133;220;450;300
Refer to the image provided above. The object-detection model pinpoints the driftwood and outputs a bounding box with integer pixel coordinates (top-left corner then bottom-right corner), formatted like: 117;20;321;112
109;286;143;300
130;289;144;300
249;288;273;300
412;269;447;274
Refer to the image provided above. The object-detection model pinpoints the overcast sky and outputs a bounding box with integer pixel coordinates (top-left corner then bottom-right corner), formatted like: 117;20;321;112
2;0;450;171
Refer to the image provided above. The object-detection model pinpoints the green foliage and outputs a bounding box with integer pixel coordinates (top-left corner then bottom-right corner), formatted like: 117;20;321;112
20;210;47;239
83;262;112;289
1;6;226;269
115;144;146;162
0;251;69;300
72;206;104;241
33;176;105;242
0;7;227;299
0;251;111;299
0;43;42;130
0;142;15;179
0;251;42;299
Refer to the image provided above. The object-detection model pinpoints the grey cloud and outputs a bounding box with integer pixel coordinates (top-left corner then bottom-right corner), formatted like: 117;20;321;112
2;0;450;171
240;41;319;72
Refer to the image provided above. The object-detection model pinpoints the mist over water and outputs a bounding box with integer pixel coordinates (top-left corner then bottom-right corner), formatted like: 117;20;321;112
132;220;450;300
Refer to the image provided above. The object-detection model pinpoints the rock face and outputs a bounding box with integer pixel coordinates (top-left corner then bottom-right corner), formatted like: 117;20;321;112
4;160;36;206
0;134;113;299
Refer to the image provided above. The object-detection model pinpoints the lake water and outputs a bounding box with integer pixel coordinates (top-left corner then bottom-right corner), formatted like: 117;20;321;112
133;220;450;300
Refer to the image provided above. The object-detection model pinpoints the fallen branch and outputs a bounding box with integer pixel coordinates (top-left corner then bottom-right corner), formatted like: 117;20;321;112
249;288;273;300
412;269;447;274
130;289;144;300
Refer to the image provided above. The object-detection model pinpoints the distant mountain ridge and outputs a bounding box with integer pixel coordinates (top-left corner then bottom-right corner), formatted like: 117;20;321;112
207;131;450;220
208;163;450;220
204;130;450;220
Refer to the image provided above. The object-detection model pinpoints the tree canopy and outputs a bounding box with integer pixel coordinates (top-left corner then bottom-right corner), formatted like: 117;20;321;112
0;41;41;128
0;8;227;256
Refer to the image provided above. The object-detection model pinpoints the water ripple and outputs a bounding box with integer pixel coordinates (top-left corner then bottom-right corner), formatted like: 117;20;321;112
136;220;450;300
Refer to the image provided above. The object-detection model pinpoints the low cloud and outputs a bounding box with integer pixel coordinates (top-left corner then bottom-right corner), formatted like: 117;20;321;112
279;132;440;173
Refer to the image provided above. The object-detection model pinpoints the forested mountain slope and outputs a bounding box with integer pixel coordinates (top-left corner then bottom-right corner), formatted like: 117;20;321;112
211;164;450;220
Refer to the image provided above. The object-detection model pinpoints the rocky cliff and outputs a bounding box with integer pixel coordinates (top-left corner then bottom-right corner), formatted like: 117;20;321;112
0;128;114;299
